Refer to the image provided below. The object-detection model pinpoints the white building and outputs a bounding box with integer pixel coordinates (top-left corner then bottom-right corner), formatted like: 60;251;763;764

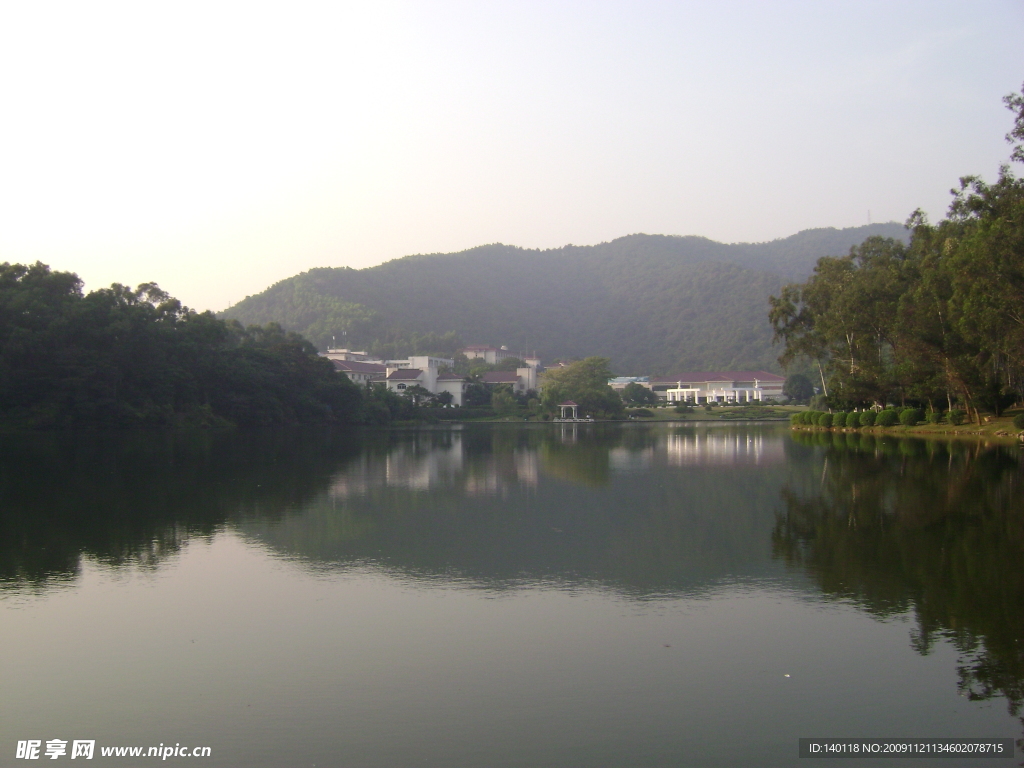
648;371;785;403
435;372;467;407
608;376;650;392
383;356;453;393
480;367;538;394
324;348;375;362
461;345;518;365
331;359;386;385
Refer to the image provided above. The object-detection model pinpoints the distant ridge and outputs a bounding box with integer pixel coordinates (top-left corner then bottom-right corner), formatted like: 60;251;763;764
222;223;906;375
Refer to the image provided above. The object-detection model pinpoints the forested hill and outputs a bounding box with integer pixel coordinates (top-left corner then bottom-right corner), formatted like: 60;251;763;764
222;223;906;375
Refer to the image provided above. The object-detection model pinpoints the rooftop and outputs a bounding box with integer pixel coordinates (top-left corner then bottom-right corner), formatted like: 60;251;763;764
386;368;424;380
332;360;386;374
481;371;521;384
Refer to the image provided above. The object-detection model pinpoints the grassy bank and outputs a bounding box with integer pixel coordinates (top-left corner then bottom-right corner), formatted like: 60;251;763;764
791;410;1024;443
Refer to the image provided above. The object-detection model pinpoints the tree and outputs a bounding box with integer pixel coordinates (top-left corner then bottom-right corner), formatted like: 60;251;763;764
494;356;526;371
0;263;366;428
770;236;920;408
491;386;518;415
540;357;624;417
783;373;814;403
401;384;434;406
622;381;658;405
463;382;490;407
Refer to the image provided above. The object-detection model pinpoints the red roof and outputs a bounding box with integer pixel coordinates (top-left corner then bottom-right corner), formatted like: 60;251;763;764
558;400;579;406
436;372;465;381
386;368;424;380
481;371;520;384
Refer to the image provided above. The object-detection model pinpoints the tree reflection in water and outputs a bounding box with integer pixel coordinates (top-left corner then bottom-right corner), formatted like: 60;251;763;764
774;432;1024;753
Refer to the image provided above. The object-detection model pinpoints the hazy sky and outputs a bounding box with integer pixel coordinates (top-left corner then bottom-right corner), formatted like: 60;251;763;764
1;1;1021;311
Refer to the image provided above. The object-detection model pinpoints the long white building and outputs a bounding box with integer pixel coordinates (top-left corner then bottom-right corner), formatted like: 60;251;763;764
647;371;785;403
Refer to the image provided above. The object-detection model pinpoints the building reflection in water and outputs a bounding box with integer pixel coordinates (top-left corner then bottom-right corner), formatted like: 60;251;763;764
665;428;784;467
328;426;786;501
329;429;540;499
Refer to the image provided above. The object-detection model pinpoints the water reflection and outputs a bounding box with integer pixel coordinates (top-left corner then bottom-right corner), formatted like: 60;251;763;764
0;425;792;595
666;428;784;467
0;429;361;590
239;424;790;593
774;431;1024;751
3;425;1024;760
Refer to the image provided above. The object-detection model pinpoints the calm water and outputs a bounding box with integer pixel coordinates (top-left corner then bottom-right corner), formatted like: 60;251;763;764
1;424;1022;767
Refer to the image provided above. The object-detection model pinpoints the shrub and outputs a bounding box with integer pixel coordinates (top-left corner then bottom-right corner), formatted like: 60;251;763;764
790;413;803;426
899;408;923;426
928;411;943;424
630;408;654;418
674;404;694;414
832;412;847;427
876;410;898;427
948;409;965;426
1013;413;1024;430
817;413;833;428
859;410;876;427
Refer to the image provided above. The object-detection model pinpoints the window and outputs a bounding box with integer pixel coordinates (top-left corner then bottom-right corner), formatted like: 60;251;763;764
397;383;406;390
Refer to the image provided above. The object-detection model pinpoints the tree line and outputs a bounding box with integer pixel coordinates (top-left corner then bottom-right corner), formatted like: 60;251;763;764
0;263;365;428
769;87;1024;422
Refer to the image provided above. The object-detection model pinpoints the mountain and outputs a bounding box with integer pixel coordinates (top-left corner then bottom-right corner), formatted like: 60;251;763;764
221;223;907;375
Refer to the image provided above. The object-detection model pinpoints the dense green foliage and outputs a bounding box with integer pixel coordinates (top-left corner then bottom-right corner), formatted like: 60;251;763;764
1013;413;1024;430
876;410;898;427
621;381;659;405
899;408;923;426
540;358;624;418
783;373;814;403
0;263;364;428
223;225;904;374
771;87;1024;421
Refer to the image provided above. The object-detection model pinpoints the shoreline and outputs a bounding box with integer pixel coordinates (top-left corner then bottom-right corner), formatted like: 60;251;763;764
790;423;1024;444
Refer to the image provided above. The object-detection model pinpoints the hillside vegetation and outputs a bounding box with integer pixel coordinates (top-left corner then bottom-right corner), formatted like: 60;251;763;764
222;224;905;374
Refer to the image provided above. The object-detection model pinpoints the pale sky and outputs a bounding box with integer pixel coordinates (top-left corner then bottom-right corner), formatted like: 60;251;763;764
1;1;1021;311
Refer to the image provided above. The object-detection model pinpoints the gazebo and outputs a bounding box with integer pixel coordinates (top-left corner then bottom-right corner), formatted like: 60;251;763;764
557;401;579;420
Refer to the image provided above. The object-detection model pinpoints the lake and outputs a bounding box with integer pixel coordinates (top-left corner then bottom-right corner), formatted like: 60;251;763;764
1;424;1021;767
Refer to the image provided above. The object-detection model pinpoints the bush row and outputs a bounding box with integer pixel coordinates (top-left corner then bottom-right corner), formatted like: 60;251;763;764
791;408;969;428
